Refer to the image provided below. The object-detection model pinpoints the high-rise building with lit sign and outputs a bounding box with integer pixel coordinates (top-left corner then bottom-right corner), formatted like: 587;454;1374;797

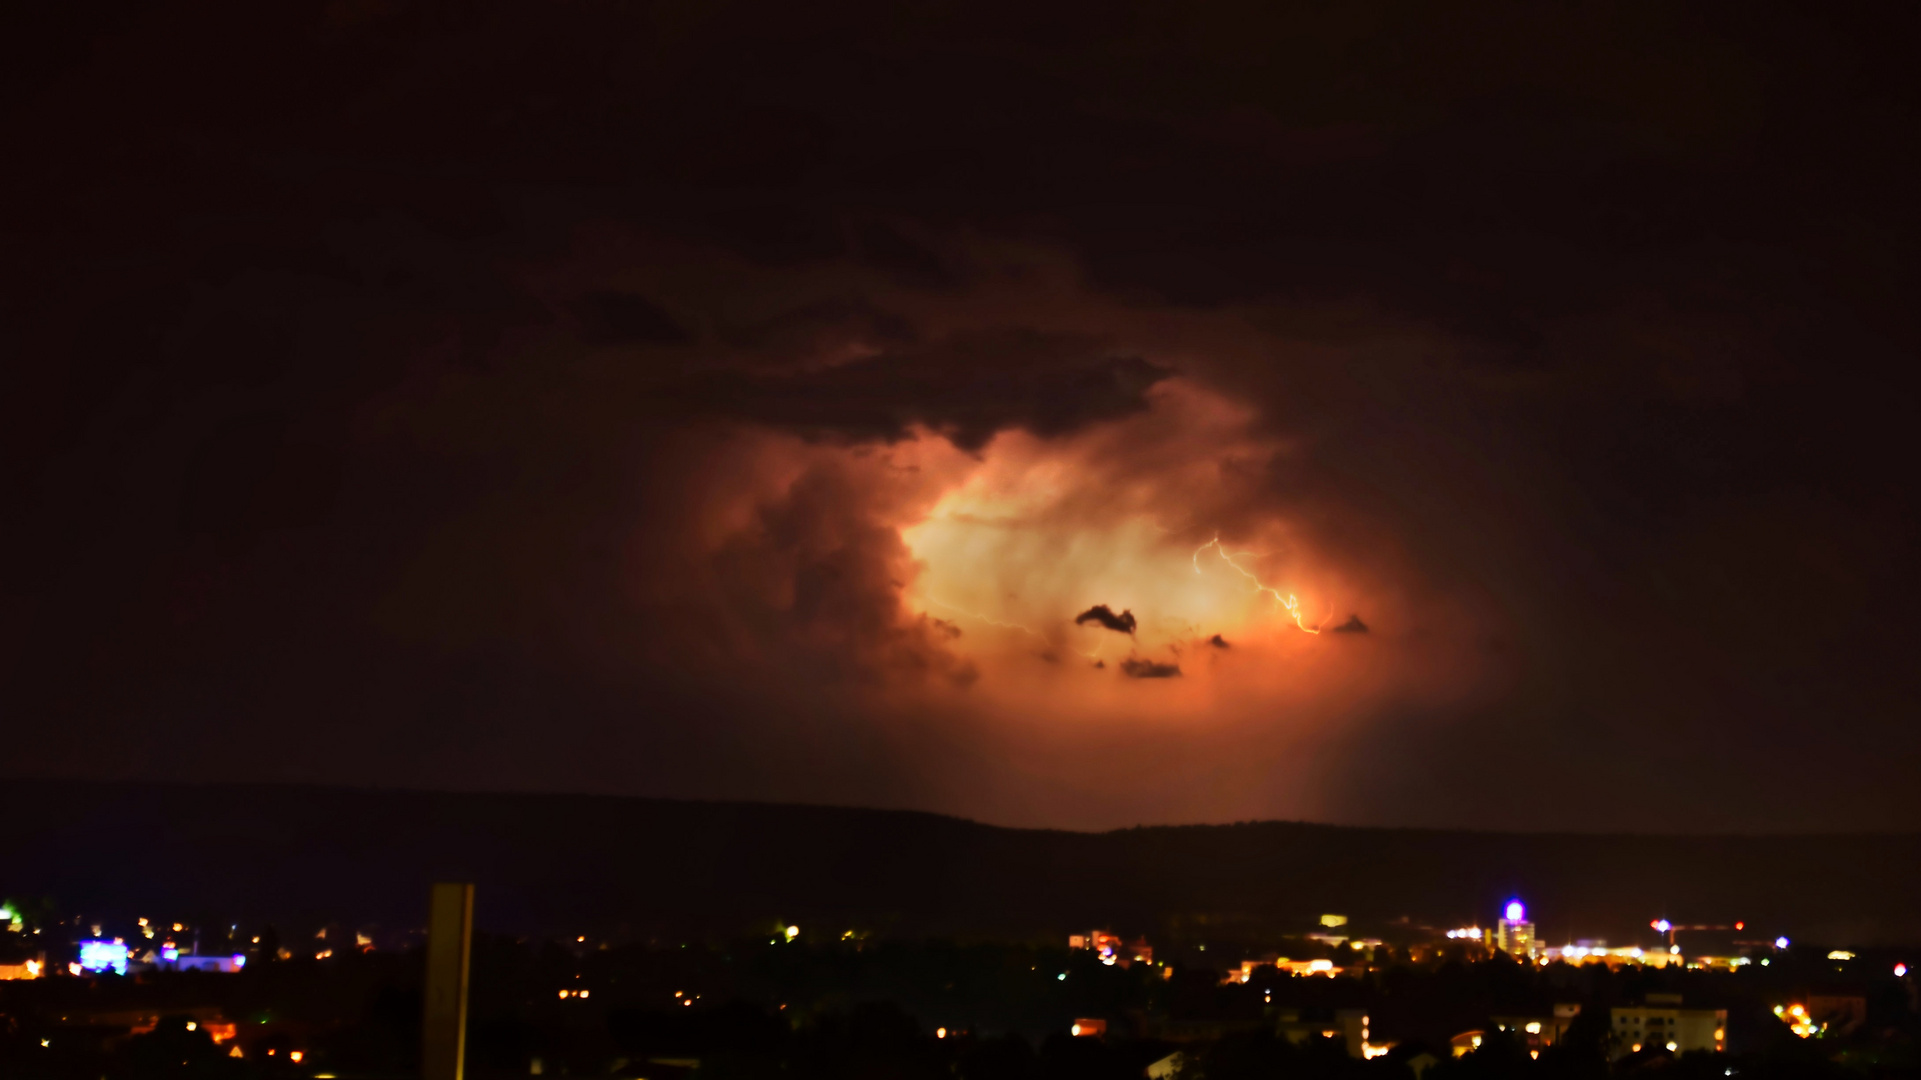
1495;899;1537;961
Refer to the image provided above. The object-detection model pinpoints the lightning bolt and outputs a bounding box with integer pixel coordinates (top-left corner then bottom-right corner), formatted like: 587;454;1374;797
1192;535;1322;634
921;596;1043;638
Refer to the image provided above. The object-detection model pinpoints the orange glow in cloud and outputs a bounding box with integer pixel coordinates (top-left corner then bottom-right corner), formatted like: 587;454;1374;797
648;371;1501;826
899;379;1340;670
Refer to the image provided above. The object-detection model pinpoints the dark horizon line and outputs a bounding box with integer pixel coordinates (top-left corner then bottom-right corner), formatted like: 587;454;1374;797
10;774;1917;844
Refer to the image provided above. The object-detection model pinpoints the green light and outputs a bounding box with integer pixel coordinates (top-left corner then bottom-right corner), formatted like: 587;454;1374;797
0;906;16;922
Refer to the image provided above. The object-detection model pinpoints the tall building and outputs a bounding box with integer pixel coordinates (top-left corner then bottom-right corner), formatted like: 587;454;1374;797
1494;900;1537;961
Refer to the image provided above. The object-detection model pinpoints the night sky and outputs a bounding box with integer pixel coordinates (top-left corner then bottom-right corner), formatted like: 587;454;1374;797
5;0;1917;832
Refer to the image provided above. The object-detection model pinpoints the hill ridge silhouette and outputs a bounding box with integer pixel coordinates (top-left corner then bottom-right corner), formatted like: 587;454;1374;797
4;779;1916;944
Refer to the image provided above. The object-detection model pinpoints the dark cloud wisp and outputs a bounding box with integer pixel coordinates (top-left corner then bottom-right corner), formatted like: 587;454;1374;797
1074;605;1138;635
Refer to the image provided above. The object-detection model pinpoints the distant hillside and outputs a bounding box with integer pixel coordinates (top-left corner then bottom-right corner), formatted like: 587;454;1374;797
4;781;1917;945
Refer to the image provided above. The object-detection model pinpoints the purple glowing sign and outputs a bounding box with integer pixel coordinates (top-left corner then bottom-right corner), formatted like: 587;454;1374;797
77;940;129;975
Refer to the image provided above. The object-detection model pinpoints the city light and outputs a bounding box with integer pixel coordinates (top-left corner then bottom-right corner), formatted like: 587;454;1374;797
1504;900;1525;922
1774;936;1790;949
1897;963;1909;977
785;925;800;941
77;940;129;975
1828;950;1854;960
1653;919;1672;933
1778;1003;1821;1038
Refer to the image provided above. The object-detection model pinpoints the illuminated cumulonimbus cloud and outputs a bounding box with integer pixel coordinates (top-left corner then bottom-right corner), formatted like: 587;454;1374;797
490;235;1503;825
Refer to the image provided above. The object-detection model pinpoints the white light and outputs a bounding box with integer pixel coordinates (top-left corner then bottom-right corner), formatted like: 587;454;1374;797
1670;945;1681;955
1898;963;1909;977
937;1028;947;1039
1775;936;1790;950
1525;1022;1541;1034
1827;951;1854;961
1505;901;1525;922
785;925;800;940
1666;1042;1678;1052
1058;972;1067;980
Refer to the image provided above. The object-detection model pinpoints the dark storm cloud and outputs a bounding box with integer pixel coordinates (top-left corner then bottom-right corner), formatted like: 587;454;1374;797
1330;616;1369;634
722;299;919;356
682;332;1171;451
1120;658;1181;679
1073;605;1138;635
574;292;691;346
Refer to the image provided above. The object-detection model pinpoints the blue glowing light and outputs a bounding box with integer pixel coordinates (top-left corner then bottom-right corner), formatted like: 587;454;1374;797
1654;919;1672;933
232;954;247;969
1774;936;1790;950
160;946;179;962
77;940;129;975
1504;900;1525;923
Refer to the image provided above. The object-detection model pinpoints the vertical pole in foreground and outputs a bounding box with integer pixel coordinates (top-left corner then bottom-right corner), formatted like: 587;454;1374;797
423;882;474;1080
